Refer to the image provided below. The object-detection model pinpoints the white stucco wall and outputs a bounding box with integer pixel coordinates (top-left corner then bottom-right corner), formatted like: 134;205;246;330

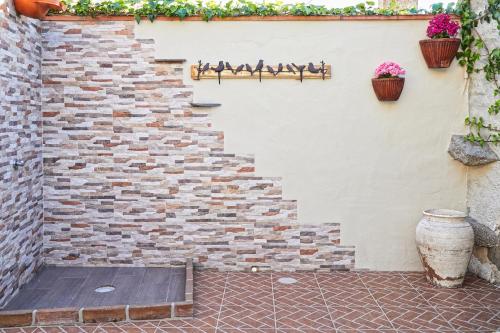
137;19;468;271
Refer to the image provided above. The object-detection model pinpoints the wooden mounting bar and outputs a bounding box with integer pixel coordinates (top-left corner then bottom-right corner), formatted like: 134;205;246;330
191;64;331;81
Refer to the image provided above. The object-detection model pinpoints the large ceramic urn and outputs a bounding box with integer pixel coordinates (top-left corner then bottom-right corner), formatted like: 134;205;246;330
416;209;474;288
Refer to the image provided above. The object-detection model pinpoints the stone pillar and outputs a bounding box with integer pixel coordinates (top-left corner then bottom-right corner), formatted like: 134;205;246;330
378;0;418;9
466;0;500;284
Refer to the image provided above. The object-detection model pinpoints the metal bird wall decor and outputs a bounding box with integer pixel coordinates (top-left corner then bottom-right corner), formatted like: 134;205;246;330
192;60;331;84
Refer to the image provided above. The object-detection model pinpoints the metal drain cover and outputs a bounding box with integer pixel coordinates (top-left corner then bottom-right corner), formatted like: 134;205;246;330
94;285;115;293
277;277;297;285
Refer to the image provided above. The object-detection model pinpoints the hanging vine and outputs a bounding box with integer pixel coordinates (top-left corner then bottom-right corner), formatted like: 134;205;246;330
456;0;500;145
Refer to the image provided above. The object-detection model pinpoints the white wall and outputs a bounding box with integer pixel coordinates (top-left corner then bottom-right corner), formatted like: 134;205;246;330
137;19;468;270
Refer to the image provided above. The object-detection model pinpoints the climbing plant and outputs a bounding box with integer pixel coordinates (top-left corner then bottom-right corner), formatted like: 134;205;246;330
456;0;500;145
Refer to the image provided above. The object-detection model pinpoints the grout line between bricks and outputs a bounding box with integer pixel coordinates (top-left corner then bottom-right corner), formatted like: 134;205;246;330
214;272;228;332
401;272;459;333
315;272;337;332
359;272;397;331
270;272;277;333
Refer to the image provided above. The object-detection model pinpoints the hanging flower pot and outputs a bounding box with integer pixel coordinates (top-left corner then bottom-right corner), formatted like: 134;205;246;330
14;0;65;20
371;62;406;101
419;14;461;68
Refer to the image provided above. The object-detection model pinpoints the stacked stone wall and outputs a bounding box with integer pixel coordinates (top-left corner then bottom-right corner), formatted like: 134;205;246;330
41;20;355;271
0;1;43;307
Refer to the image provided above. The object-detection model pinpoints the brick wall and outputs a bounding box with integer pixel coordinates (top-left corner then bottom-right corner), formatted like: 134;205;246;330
0;1;43;307
41;20;355;271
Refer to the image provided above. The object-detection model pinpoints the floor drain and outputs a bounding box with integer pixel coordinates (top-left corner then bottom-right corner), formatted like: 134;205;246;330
94;285;115;293
277;277;297;285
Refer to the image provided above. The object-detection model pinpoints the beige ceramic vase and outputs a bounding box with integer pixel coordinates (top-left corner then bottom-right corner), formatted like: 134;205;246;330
416;209;474;288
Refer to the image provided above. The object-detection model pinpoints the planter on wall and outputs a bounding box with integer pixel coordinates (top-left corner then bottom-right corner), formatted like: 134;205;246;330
14;0;65;19
371;77;405;101
419;38;461;68
416;209;474;288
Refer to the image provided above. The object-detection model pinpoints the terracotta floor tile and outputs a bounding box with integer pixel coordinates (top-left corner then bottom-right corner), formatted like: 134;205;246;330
462;275;499;290
194;286;225;307
321;288;378;308
275;306;334;331
370;289;430;308
316;272;364;289
35;328;66;333
157;328;215;333
218;306;275;329
438;307;500;332
419;289;483;308
336;328;396;333
329;306;393;330
223;286;274;309
274;288;326;307
56;327;88;333
194;272;227;289
216;329;275;333
382;306;453;331
272;273;319;289
276;329;334;333
467;288;500;309
359;273;413;290
4;271;499;332
401;272;441;290
226;273;272;291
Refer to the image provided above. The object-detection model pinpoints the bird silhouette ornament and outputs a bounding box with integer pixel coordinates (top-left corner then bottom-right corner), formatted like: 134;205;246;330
212;61;225;84
197;60;211;80
195;60;327;83
292;63;306;82
253;60;264;82
234;64;245;74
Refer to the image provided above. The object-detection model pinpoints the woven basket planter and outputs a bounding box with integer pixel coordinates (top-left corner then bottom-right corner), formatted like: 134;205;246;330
419;38;461;68
371;77;405;101
14;0;65;19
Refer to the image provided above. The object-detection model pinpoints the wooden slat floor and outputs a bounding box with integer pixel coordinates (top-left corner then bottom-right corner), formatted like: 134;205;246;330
3;266;185;310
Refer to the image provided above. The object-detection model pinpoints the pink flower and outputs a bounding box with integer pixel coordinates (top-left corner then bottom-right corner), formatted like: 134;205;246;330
374;62;405;78
426;14;460;39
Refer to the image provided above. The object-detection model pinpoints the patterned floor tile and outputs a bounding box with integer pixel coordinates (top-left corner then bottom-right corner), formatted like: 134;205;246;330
321;288;378;307
336;328;396;333
223;286;274;308
329;306;393;330
226;273;272;291
359;273;413;290
194;285;225;306
276;328;336;333
401;272;440;290
370;289;430;308
274;288;326;307
157;328;215;333
316;272;365;289
462;274;499;290
216;329;275;333
55;327;89;333
467;288;500;309
419;289;483;308
382;306;453;331
272;273;320;289
194;272;227;288
275;306;334;331
438;307;500;332
218;306;275;329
